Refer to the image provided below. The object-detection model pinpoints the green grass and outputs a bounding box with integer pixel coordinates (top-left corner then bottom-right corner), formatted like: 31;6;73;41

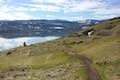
0;52;78;70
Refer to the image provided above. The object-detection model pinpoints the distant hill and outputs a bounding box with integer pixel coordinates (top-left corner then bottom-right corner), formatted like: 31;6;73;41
0;19;104;38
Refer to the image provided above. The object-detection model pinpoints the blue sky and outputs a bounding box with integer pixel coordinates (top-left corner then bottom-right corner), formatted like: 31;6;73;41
0;0;120;21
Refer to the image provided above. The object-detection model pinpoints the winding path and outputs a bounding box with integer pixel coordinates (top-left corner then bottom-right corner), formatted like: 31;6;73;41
67;52;101;80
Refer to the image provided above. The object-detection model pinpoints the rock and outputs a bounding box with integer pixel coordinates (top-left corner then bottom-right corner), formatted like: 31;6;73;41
23;42;27;47
6;52;12;56
116;73;120;76
0;74;5;79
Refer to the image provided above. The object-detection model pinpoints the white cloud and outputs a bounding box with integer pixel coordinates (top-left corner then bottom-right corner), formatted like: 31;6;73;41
64;0;104;12
58;16;85;21
92;7;120;19
0;0;34;20
0;11;34;20
34;4;61;12
64;16;85;21
22;3;61;12
95;15;119;19
44;15;85;21
33;0;68;4
94;7;120;15
31;0;106;13
45;15;56;19
0;0;119;20
0;37;59;51
0;5;13;12
14;7;38;12
0;0;4;3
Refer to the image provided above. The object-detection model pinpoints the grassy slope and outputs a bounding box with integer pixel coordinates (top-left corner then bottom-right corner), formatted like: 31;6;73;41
0;17;120;80
68;18;120;80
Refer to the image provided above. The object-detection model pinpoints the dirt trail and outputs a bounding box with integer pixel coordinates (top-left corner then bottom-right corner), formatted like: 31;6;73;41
67;52;101;80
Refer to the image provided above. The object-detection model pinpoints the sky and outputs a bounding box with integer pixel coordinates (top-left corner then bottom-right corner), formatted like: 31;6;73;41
0;0;120;21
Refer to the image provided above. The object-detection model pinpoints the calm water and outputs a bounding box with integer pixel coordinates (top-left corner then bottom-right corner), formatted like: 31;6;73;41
0;36;60;51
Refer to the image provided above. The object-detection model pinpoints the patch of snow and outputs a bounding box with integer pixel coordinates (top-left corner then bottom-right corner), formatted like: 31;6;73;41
51;27;64;30
51;23;63;26
82;26;89;29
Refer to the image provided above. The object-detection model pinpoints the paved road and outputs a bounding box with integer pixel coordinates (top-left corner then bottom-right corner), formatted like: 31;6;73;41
67;52;101;80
